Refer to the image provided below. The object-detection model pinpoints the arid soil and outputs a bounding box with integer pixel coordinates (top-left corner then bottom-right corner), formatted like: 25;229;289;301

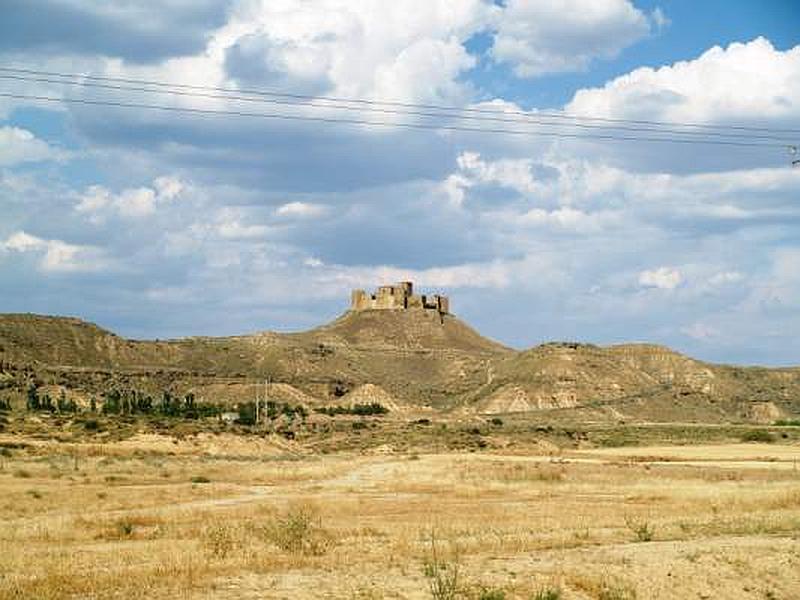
1;431;798;600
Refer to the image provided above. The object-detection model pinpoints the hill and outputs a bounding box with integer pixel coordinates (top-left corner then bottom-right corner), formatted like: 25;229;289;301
305;309;510;353
0;311;798;423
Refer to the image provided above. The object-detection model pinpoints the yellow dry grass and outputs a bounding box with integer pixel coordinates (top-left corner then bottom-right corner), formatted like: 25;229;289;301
1;436;799;599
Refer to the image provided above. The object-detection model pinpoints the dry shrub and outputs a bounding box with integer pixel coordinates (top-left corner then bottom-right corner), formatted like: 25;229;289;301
202;522;238;559
422;531;461;600
259;504;334;555
624;516;654;542
97;515;164;541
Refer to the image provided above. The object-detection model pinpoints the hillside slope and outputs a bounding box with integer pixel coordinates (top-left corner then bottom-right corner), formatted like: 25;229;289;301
1;312;798;422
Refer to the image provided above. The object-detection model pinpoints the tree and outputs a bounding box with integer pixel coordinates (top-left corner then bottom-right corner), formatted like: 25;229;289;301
26;384;39;411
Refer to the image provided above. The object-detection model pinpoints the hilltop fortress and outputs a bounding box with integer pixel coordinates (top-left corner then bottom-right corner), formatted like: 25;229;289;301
351;282;450;315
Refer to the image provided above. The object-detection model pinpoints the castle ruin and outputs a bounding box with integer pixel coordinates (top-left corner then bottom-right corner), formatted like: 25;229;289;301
351;282;450;315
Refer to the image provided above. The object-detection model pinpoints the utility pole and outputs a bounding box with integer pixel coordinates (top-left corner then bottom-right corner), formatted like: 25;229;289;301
265;376;271;419
254;381;259;425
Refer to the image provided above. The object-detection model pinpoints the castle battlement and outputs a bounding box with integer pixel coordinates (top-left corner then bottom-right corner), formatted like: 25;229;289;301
350;281;450;315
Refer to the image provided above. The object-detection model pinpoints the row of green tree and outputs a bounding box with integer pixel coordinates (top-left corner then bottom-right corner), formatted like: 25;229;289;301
235;401;389;424
26;386;79;413
101;390;221;419
315;403;389;416
235;401;308;425
19;386;389;422
24;386;221;419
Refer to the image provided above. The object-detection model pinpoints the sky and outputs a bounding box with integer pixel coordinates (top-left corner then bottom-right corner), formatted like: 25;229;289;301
0;0;799;366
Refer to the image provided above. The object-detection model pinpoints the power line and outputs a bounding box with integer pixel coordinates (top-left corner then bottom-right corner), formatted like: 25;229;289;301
0;91;786;148
0;71;795;143
1;65;798;136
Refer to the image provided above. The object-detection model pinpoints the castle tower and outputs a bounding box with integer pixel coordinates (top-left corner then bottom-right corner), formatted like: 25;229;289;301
349;282;449;316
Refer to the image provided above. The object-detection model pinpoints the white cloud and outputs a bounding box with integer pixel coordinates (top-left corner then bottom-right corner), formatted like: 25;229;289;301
681;322;718;341
638;266;682;290
116;187;158;218
567;37;800;123
515;206;620;232
708;271;744;286
0;127;60;166
2;231;43;253
303;257;324;268
76;176;186;221
317;259;513;292
492;0;653;77
153;176;184;201
212;0;497;106
651;7;670;31
1;231;108;273
275;201;327;219
215;207;270;239
456;151;540;194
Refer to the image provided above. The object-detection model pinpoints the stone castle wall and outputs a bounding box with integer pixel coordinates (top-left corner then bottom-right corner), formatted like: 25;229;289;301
350;282;449;315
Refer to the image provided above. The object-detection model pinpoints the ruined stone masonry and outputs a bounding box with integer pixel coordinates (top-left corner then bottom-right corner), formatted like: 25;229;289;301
351;281;450;315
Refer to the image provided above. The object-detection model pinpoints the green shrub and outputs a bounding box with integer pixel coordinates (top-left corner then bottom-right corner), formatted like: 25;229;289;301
533;587;562;600
740;429;775;443
191;475;211;484
116;519;134;538
774;419;800;427
476;587;506;600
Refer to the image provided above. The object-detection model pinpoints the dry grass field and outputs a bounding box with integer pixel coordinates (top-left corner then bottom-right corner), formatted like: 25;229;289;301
1;431;799;600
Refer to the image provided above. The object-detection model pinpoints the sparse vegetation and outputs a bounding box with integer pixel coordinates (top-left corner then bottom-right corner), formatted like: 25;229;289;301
625;516;655;542
0;435;797;599
423;532;461;600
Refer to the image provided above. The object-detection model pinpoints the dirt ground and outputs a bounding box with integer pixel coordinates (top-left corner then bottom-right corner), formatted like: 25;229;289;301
1;433;799;599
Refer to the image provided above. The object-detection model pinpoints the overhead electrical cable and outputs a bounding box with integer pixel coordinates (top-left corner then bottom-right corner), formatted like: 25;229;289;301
1;65;798;136
0;91;787;148
0;71;795;143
